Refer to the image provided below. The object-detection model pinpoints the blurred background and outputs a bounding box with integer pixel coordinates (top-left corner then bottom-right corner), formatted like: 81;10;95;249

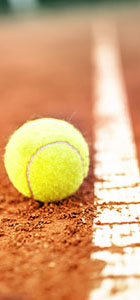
0;0;139;14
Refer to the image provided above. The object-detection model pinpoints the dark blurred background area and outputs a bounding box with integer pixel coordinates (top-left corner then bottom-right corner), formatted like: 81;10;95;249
0;0;139;14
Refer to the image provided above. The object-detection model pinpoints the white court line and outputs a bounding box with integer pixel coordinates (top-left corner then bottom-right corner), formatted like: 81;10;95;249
89;22;140;300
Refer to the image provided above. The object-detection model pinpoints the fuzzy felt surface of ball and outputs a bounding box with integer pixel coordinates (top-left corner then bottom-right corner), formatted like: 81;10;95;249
4;118;89;203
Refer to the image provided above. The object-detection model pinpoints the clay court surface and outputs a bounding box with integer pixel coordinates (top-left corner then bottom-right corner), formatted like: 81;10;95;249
0;7;140;300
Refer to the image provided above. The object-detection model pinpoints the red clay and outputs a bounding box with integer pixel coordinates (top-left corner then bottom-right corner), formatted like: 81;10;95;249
0;15;97;300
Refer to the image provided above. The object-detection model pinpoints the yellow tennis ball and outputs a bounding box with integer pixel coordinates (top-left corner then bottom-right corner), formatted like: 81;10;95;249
4;118;89;203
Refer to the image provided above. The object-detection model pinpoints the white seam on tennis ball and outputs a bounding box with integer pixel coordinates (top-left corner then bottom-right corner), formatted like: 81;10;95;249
26;141;85;198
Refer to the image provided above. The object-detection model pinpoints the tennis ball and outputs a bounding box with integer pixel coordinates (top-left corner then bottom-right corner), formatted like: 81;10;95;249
4;118;89;203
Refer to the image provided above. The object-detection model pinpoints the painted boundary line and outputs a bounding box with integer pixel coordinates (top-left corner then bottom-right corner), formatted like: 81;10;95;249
89;21;140;299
